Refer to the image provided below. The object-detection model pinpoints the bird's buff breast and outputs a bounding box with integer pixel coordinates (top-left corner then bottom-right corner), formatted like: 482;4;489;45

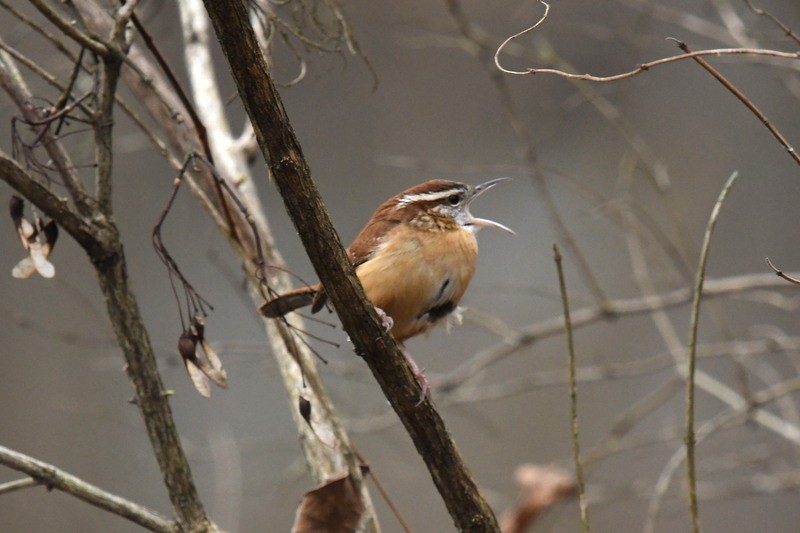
356;225;478;341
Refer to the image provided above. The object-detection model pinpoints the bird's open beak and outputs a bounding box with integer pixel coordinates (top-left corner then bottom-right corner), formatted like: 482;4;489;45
466;177;515;234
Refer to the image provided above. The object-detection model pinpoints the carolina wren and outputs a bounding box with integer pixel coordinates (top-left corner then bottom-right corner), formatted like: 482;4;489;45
260;178;513;400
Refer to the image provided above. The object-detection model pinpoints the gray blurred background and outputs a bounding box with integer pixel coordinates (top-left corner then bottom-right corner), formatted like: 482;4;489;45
1;0;800;531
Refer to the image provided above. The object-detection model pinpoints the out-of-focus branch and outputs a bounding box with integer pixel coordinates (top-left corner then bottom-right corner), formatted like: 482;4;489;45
0;445;177;533
176;1;380;529
201;1;500;530
28;0;112;57
438;272;800;391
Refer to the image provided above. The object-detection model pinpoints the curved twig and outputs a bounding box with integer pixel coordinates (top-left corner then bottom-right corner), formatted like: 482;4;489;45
499;43;798;81
684;171;738;533
766;257;800;285
494;1;798;82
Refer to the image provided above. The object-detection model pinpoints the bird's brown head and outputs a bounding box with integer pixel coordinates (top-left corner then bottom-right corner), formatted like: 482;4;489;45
390;178;514;233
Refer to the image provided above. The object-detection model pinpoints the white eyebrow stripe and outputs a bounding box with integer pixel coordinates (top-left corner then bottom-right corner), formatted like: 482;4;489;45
396;189;461;208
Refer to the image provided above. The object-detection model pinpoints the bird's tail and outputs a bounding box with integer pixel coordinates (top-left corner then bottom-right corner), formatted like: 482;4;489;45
259;285;322;318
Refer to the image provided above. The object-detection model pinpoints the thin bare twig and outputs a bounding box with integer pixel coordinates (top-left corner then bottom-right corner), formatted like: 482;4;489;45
503;43;798;80
28;0;112;57
744;0;800;46
672;39;800;167
554;244;590;532
684;170;739;533
765;257;800;285
0;477;37;495
494;1;798;81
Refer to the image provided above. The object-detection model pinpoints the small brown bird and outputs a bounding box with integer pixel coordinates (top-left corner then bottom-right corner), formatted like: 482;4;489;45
260;178;513;401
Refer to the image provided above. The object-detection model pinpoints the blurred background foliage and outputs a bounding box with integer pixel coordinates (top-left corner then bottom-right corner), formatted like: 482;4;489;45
1;0;799;531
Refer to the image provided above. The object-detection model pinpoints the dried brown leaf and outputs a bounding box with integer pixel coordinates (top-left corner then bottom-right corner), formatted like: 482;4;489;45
292;470;363;533
500;464;576;533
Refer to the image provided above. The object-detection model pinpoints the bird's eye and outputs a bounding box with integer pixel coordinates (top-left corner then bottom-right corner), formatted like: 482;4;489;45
447;194;461;205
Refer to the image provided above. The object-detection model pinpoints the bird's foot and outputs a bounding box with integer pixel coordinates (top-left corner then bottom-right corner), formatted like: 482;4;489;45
400;345;430;406
374;306;394;332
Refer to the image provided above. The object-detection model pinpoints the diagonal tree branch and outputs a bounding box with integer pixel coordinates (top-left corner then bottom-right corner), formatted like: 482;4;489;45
0;151;107;255
201;0;500;530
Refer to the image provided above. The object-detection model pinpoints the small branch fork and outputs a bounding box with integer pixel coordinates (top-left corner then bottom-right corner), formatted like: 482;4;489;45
0;445;177;533
10;48;93;177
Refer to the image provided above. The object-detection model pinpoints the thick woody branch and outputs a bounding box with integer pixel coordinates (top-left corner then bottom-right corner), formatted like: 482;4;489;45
201;1;499;530
0;157;213;533
94;54;123;216
93;253;214;531
0;152;108;256
0;35;212;529
0;444;177;533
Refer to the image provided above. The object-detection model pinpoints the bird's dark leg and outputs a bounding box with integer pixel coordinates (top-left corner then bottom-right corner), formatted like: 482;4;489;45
373;307;429;404
399;343;430;405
